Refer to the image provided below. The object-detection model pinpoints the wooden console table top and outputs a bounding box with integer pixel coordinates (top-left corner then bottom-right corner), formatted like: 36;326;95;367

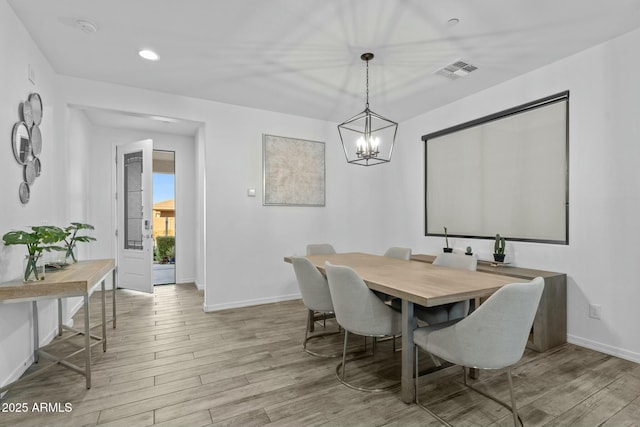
0;259;115;301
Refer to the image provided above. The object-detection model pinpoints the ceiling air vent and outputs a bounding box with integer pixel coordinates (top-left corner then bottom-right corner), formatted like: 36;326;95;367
435;60;478;79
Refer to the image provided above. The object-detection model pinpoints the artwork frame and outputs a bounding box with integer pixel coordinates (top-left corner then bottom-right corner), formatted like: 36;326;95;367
263;134;325;206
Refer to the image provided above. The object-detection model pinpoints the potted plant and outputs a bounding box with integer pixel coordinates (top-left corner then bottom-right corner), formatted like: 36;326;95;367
63;222;96;263
493;234;506;262
167;244;175;264
465;246;473;256
443;226;453;253
2;225;67;281
156;236;175;264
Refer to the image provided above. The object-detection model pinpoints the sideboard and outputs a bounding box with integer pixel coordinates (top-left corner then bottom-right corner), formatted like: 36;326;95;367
412;254;567;352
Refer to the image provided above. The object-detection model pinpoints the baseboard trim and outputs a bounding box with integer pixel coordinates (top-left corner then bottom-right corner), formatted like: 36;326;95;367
567;334;640;363
0;353;34;398
203;293;301;312
1;326;59;397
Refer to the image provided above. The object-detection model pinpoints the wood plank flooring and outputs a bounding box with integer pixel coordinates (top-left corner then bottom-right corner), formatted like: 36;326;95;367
1;283;639;427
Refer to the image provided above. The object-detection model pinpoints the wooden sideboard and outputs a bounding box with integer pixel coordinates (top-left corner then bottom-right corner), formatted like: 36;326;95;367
412;254;567;352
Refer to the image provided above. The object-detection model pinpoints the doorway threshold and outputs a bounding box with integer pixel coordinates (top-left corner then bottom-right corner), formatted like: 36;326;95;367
154;264;175;285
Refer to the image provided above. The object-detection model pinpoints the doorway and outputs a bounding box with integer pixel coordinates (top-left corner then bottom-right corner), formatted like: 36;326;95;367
152;150;176;285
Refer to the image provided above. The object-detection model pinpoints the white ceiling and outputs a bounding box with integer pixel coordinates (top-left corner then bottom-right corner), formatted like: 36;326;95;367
9;0;640;135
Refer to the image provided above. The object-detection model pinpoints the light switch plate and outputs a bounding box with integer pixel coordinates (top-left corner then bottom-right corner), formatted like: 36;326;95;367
247;188;256;197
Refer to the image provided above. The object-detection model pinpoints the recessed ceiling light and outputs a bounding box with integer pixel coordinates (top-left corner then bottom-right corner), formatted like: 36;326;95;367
139;49;159;61
447;18;460;27
75;19;98;33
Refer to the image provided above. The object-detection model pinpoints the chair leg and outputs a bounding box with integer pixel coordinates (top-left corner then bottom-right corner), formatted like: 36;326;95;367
303;310;312;349
308;309;315;333
414;345;452;427
507;368;519;427
303;309;341;358
335;331;400;393
430;353;442;367
463;367;523;427
341;330;349;380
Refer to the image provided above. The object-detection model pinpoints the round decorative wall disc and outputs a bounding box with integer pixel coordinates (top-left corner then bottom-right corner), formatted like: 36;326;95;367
34;157;41;177
31;124;42;156
21;100;34;127
11;121;31;165
28;93;43;125
24;161;37;185
19;182;30;204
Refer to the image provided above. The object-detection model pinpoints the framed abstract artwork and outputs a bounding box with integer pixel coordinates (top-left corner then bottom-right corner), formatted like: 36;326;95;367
262;134;325;206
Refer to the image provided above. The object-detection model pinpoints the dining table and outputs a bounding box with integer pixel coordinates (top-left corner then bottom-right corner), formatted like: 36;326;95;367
285;252;517;403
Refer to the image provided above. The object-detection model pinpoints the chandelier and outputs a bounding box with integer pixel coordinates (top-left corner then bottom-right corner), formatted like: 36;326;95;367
338;53;398;166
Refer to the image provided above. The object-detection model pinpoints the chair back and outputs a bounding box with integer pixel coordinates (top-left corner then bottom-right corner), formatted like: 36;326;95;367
325;262;401;337
306;243;336;256
428;277;544;369
433;252;477;271
384;247;411;260
291;257;333;313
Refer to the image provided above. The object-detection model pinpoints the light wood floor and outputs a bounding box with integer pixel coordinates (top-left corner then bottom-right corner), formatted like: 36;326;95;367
2;283;639;427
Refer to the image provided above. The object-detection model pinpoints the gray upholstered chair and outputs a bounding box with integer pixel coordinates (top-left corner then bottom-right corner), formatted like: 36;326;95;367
414;277;544;427
383;246;412;260
291;257;340;357
306;243;336;256
415;252;477;324
325;262;402;392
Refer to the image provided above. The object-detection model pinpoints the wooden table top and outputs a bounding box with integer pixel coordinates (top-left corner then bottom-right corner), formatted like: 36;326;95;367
0;259;115;301
285;253;517;307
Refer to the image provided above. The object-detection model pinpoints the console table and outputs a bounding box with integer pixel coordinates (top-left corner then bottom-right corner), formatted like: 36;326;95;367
0;259;116;393
412;254;567;352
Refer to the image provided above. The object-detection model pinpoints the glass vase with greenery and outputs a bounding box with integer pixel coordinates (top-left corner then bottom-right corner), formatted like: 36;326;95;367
63;222;96;263
2;226;67;281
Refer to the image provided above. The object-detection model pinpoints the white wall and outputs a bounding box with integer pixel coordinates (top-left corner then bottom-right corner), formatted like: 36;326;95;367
0;1;89;388
82;123;198;283
391;28;640;362
56;76;391;314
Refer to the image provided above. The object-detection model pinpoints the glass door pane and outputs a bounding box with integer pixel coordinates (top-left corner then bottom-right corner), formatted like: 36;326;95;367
124;151;144;250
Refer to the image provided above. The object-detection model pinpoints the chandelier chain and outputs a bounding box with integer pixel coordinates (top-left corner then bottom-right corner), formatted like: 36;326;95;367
365;59;370;109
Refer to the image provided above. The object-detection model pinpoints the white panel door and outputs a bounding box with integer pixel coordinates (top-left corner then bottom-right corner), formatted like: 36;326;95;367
116;139;153;293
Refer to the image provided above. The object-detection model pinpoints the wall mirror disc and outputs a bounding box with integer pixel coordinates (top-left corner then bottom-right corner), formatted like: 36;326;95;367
24;161;37;185
19;182;30;204
12;121;32;165
34;158;41;177
28;93;43;125
21;100;34;127
31;124;42;156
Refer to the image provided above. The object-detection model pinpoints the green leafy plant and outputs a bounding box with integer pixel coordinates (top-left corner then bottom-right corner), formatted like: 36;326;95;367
156;236;175;262
494;234;506;255
63;222;96;263
2;226;67;281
